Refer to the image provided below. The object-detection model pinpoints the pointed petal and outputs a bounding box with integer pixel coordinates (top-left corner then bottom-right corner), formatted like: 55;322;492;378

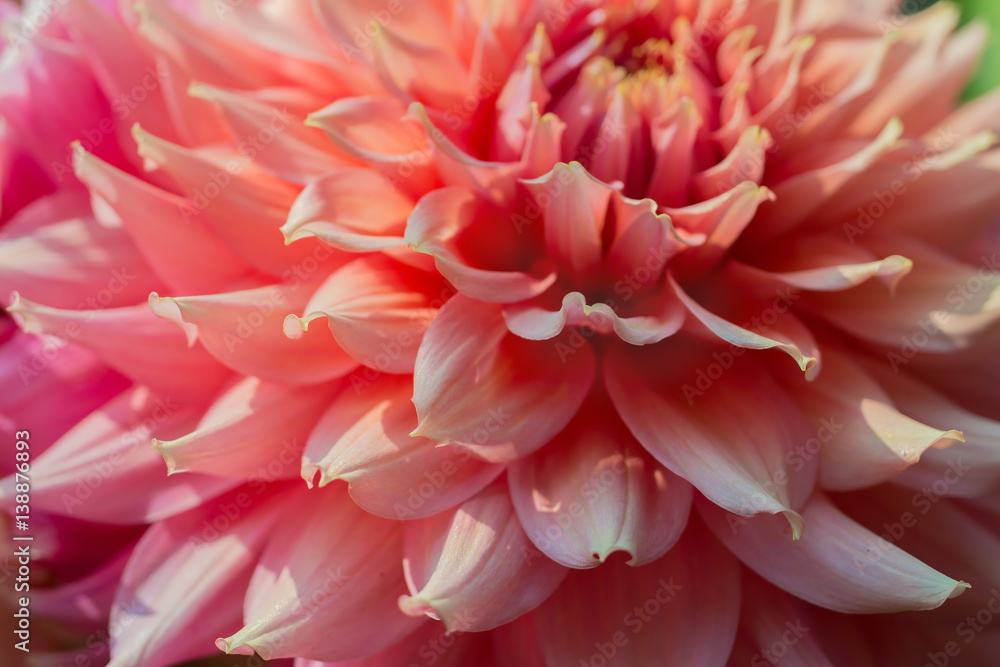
700;493;969;613
302;375;504;520
669;275;819;377
132;125;326;277
155;376;340;478
400;482;566;631
8;293;231;400
0;205;163;309
404;188;555;303
509;405;692;568
150;282;358;385
521;162;615;280
73;145;253;294
285;255;445;374
1;386;237;524
606;345;817;538
412;295;595;462
107;486;289;667
776;347;963;491
220;485;421;662
282;167;413;252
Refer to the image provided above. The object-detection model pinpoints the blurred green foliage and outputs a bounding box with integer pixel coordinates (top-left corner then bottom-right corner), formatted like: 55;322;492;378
952;0;1000;98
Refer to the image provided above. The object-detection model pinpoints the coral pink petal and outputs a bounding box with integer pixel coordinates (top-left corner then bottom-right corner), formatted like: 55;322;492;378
282;167;413;252
400;482;566;631
132;125;325;277
107;486;288;667
149;282;359;385
776;347;964;491
292;621;492;667
509;406;692;568
73;145;254;294
699;493;970;614
286;255;445;374
405;187;555;303
220;485;421;662
8;293;231;400
412;295;595;462
1;386;237;524
606;346;816;539
521;162;615;280
302;374;504;519
533;517;740;666
154;376;340;478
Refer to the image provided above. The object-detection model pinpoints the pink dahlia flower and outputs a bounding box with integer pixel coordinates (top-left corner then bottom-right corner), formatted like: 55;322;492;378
3;0;1000;664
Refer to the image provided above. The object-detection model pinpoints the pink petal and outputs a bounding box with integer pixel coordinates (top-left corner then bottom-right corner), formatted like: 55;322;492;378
700;493;970;613
776;347;963;491
285;255;445;374
605;345;816;538
132;125;328;277
282;168;413;253
533;517;740;666
107;485;290;667
8;293;231;400
150;282;359;385
2;385;237;524
400;482;567;631
669;274;820;378
412;295;595;462
302;374;504;520
73;145;254;295
155;376;340;478
404;188;556;303
219;485;421;662
521;162;615;281
509;405;692;568
0;196;164;309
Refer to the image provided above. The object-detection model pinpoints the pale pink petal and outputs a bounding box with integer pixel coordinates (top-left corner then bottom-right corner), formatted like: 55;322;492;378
0;386;237;524
107;485;289;667
154;376;340;479
399;482;566;631
284;255;445;374
533;517;740;666
282;168;414;253
73;145;254;295
509;405;692;568
302;374;504;520
8;293;231;400
412;295;595;462
700;493;969;613
219;485;421;662
606;346;816;538
150;282;358;385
